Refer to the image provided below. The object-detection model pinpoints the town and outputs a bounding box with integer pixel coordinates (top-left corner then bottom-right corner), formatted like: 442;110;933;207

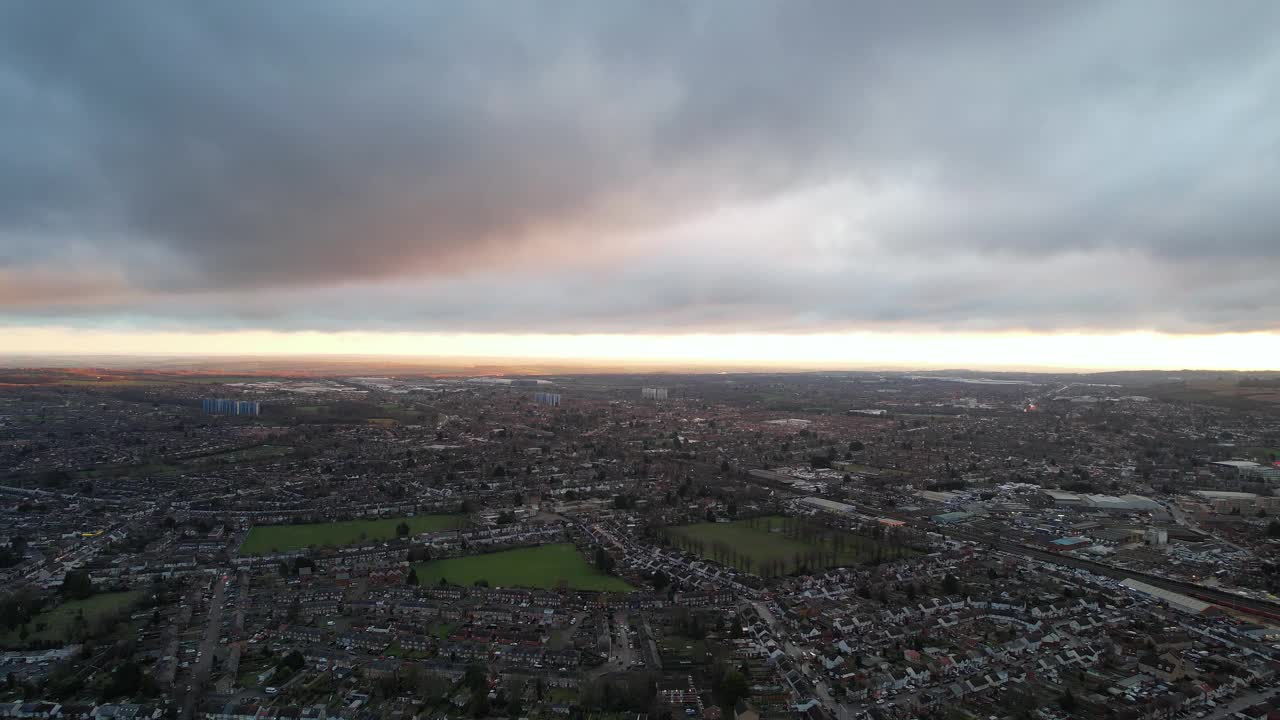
2;368;1279;720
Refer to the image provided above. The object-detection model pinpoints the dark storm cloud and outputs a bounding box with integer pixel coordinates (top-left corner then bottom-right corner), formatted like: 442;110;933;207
2;1;1279;332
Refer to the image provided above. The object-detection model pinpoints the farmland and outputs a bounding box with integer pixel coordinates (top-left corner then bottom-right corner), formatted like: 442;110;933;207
413;543;633;592
663;515;917;576
239;514;467;555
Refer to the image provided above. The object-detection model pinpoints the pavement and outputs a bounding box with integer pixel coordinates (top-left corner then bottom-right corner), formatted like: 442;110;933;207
641;616;662;671
1163;500;1250;556
612;611;636;668
1199;687;1280;720
182;574;227;720
752;601;851;720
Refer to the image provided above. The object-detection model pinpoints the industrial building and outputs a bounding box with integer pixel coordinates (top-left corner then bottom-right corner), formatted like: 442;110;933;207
916;489;961;504
1082;494;1164;513
932;511;975;525
796;496;858;517
1190;490;1280;515
1210;460;1280;484
1040;491;1163;513
1119;578;1216;615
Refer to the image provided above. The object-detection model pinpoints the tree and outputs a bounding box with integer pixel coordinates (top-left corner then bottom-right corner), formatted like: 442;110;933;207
71;609;88;641
464;662;488;694
406;568;420;586
1268;520;1280;538
0;589;39;632
99;661;158;701
396;521;411;538
942;574;960;595
650;570;670;591
595;547;616;574
62;569;93;600
1059;688;1077;713
715;669;749;710
282;650;305;670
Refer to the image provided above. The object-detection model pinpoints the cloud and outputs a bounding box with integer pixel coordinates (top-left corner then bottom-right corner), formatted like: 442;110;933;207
1;1;1279;334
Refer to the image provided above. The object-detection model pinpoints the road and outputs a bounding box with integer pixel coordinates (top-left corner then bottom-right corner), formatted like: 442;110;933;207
612;611;636;668
1163;499;1250;556
182;575;227;720
1201;686;1279;719
752;601;849;720
586;611;644;679
641;616;662;671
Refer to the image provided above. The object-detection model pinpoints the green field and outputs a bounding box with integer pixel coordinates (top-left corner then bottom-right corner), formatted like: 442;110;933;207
1245;447;1280;462
427;622;456;639
67;444;289;482
73;462;179;480
414;543;633;592
0;591;142;648
198;445;292;463
239;514;467;555
664;516;917;575
658;635;710;667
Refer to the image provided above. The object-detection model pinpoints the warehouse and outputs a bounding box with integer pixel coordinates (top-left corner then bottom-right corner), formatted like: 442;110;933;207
1119;578;1217;615
797;496;859;517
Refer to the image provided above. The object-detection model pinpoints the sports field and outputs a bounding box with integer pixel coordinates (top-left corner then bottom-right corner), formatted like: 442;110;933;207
664;515;916;575
414;543;633;592
0;590;142;648
239;514;466;555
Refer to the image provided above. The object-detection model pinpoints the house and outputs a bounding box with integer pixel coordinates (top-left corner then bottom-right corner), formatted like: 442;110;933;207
5;704;61;720
365;660;400;680
1137;652;1186;682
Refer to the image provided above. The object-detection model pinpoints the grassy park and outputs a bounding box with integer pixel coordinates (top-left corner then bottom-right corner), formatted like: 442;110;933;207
0;591;142;648
664;515;916;576
414;543;633;592
239;514;466;555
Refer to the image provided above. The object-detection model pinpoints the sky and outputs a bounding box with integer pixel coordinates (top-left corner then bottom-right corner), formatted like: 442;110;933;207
2;2;1279;370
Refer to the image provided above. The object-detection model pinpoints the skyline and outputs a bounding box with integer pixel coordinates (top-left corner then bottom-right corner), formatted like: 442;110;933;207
3;1;1280;369
6;327;1280;373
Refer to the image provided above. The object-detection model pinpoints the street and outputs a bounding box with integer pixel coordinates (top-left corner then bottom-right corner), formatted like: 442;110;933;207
182;576;227;720
1200;687;1279;720
752;601;849;720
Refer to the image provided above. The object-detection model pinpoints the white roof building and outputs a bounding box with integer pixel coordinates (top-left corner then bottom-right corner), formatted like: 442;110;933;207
1119;578;1213;615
